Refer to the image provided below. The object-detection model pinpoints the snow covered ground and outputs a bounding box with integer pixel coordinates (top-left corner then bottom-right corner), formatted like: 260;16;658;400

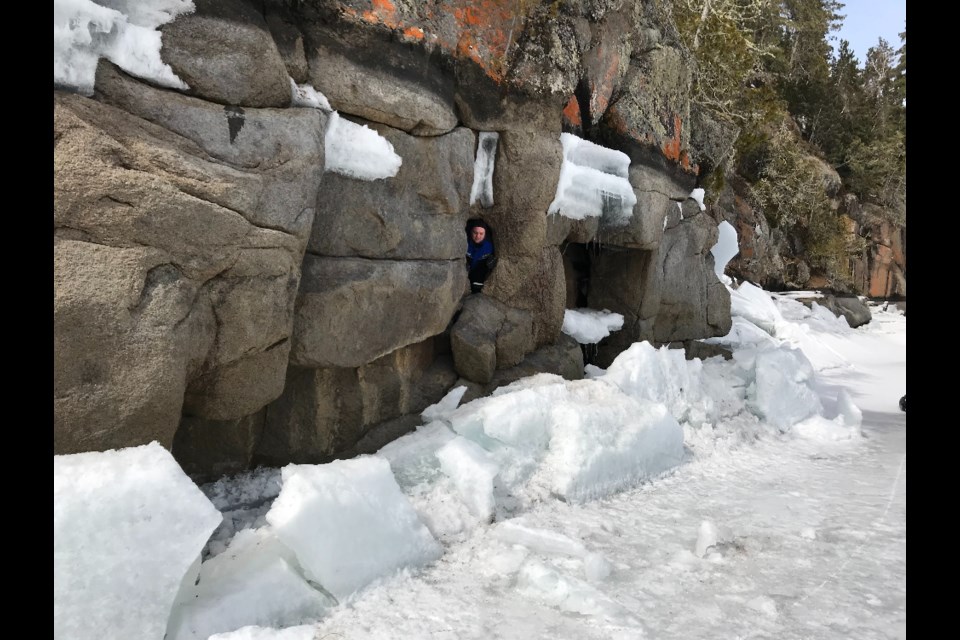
54;288;906;640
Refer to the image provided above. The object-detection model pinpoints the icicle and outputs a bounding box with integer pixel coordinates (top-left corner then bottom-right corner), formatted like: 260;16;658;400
469;132;499;208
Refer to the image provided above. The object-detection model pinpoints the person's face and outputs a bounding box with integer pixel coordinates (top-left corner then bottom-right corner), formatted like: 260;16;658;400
471;227;486;243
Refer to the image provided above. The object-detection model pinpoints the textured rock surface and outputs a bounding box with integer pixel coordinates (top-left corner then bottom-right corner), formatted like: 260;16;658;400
54;0;856;479
653;203;732;343
309;122;475;260
487;249;567;347
807;295;873;329
483;130;564;258
457;334;585;403
450;295;536;384
161;0;292;108
291;256;465;369
54;76;323;452
256;339;457;465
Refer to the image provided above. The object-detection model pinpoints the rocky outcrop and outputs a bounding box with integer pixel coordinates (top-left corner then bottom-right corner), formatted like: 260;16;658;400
54;59;325;453
451;295;536;384
654;198;732;343
161;0;293;108
715;156;905;297
54;0;745;478
800;294;873;329
291;256;465;369
308;122;475;259
847;201;906;299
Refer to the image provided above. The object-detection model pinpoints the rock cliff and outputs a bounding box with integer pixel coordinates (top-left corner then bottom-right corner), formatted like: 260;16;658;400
63;0;895;480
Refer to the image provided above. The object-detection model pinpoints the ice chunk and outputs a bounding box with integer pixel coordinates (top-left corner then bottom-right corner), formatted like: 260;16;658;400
493;521;588;557
209;625;319;640
532;382;685;503
695;520;718;557
516;561;638;624
265;457;442;601
54;442;222;640
421;385;468;423
166;527;333;640
376;421;457;490
436;437;500;522
561;308;624;344
710;220;738;283
836;388;863;434
548;133;636;221
751;347;823;430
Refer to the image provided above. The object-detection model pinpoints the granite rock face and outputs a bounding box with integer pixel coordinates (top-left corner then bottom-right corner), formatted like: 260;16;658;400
54;0;758;478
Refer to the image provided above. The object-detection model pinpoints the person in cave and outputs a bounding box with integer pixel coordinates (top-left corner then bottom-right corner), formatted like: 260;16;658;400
465;220;497;294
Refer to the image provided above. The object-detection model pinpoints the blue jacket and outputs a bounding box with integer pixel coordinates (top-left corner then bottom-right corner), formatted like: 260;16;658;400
466;238;494;270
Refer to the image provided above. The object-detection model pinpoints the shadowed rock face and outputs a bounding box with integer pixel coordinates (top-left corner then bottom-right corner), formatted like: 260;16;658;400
54;0;753;478
254;338;458;466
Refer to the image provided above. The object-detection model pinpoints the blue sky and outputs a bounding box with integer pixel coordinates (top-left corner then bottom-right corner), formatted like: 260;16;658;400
832;0;906;63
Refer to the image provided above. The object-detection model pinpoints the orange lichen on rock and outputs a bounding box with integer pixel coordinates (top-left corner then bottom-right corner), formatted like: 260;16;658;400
456;30;485;68
662;114;683;162
450;1;515;83
562;95;581;127
370;0;399;26
661;115;696;173
344;1;405;35
340;1;515;83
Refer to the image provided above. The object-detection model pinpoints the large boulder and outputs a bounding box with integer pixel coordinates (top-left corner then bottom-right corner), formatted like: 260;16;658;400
485;248;567;347
93;61;325;240
54;239;213;454
309;122;474;260
291;256;465;369
55;63;325;454
652;201;732;343
450;295;536;384
483;130;564;258
600;162;686;249
160;0;292;108
300;21;458;136
815;295;873;328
